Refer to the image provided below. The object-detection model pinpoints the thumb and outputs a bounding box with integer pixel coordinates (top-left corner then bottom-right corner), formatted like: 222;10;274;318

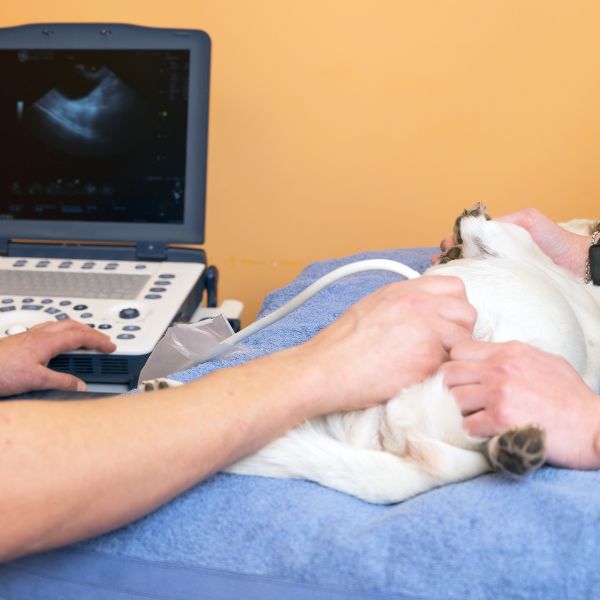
38;368;87;392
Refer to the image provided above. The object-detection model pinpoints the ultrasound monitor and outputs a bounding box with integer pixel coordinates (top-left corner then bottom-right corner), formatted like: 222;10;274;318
0;24;210;244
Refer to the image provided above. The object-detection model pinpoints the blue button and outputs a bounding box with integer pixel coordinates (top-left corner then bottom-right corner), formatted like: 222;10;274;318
155;280;171;286
150;287;166;293
41;298;53;304
0;306;16;312
12;260;27;267
98;324;112;330
1;298;13;304
59;300;71;306
45;307;60;314
145;294;161;300
55;313;69;320
80;312;93;318
73;305;88;311
123;325;140;331
36;261;49;268
117;333;135;340
119;308;139;319
22;305;42;311
105;265;117;270
159;274;175;279
106;263;118;267
135;264;147;270
22;298;34;303
59;261;73;268
87;324;95;328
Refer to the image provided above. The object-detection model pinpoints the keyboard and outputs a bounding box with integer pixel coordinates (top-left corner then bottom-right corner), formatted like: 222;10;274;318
0;270;150;299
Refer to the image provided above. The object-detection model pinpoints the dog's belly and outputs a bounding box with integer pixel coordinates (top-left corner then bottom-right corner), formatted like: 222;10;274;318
428;258;589;377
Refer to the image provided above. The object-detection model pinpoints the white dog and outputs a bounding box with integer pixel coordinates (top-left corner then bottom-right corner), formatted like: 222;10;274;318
143;208;600;503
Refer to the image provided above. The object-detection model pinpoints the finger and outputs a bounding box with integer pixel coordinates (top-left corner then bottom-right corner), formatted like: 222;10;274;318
439;360;483;387
434;318;475;352
58;329;117;353
34;328;116;357
416;275;468;299
440;236;455;251
449;383;487;416
435;295;477;333
36;367;87;392
29;318;88;334
449;339;504;361
29;320;58;331
494;209;541;230
462;409;502;439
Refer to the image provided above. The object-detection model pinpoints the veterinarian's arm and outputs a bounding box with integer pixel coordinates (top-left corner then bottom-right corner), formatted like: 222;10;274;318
0;276;476;561
0;320;116;396
440;340;600;469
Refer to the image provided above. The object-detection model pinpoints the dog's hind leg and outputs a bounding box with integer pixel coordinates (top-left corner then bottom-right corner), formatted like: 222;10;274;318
227;419;489;504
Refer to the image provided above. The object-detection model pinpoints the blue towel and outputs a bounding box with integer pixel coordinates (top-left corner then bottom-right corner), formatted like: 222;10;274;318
3;247;600;599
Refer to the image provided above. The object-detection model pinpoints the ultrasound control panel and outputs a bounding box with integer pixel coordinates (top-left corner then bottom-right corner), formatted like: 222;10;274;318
0;256;205;359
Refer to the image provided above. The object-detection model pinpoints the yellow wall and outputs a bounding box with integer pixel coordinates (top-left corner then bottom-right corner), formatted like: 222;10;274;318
2;1;600;321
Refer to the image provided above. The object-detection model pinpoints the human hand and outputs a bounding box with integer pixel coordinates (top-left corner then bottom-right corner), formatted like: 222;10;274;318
434;207;590;277
440;340;600;469
0;320;116;396
296;275;477;415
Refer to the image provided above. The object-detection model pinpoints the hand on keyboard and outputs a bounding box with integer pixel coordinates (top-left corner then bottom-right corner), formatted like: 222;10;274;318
0;320;116;396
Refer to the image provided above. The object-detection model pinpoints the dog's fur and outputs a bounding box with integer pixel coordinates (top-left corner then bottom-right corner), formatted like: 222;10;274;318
144;213;600;503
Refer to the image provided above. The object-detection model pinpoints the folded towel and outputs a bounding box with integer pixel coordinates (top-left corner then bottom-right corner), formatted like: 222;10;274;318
3;247;599;600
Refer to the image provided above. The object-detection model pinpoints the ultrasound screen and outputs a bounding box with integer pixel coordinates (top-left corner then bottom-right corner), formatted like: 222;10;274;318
0;49;189;223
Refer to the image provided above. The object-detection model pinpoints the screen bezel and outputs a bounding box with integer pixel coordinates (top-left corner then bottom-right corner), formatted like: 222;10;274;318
0;23;210;244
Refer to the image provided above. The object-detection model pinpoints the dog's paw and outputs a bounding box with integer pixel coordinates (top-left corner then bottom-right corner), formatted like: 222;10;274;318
138;377;183;392
486;424;546;477
439;202;491;264
438;244;464;263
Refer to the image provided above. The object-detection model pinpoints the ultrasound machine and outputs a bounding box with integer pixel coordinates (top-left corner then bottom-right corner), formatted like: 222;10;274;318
0;23;231;392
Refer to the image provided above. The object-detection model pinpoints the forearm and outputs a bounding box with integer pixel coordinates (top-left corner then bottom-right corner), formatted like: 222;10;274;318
0;346;321;561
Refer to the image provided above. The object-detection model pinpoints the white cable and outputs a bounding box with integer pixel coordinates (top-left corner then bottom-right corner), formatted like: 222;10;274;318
226;259;421;346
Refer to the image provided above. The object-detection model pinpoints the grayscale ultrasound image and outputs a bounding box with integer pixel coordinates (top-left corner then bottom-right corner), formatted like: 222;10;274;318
26;65;143;157
0;50;189;224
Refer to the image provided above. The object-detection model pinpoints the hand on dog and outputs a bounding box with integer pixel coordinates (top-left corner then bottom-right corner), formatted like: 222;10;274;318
440;340;600;469
433;207;590;277
0;320;116;396
299;275;477;415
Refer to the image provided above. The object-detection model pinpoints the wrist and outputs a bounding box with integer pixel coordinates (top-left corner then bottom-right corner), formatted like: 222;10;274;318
590;399;600;469
237;344;330;424
585;231;600;284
